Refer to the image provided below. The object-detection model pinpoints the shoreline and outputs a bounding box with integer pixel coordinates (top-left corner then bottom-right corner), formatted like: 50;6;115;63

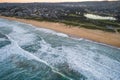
0;16;120;48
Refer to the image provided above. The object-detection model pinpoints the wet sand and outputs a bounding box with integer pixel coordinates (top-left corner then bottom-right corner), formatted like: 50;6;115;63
0;16;120;48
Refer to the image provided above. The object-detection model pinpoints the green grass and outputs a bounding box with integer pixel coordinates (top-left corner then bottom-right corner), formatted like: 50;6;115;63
68;14;80;17
5;15;119;33
25;16;119;33
117;29;120;33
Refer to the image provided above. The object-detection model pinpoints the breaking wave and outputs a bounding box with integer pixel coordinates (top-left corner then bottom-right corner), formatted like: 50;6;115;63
0;18;120;80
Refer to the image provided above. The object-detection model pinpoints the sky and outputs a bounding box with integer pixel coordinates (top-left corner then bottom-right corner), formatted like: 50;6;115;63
0;0;117;3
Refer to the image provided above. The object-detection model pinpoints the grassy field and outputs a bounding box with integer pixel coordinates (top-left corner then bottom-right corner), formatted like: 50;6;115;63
14;14;120;33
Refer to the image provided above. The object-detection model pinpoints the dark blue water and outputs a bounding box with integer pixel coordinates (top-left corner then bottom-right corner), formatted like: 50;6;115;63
0;18;120;80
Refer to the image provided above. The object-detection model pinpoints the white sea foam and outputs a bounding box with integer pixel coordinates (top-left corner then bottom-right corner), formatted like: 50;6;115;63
35;28;68;37
0;18;120;80
30;36;120;80
32;38;120;80
63;46;120;80
0;35;72;80
9;32;36;46
7;25;36;46
34;38;67;65
0;38;8;41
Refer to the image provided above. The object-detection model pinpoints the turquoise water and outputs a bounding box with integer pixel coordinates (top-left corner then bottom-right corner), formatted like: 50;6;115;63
0;18;120;80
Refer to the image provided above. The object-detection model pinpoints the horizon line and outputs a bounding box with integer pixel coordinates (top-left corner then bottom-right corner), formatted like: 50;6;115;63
0;1;118;3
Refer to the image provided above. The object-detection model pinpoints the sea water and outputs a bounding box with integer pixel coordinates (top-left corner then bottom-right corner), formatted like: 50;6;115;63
0;18;120;80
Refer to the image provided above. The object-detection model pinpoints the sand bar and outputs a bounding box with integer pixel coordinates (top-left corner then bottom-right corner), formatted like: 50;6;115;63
0;16;120;48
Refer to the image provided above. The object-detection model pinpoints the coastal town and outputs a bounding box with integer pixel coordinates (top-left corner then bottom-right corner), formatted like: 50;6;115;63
0;2;120;20
0;1;120;33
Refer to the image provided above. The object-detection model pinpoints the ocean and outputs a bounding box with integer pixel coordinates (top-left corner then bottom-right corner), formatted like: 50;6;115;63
0;18;120;80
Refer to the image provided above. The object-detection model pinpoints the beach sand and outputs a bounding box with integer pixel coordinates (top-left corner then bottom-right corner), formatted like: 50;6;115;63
0;16;120;48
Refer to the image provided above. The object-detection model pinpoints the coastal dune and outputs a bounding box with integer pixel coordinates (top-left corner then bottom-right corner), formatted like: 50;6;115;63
0;16;120;48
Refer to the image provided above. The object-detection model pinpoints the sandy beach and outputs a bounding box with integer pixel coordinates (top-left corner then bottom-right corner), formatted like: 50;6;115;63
0;16;120;48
